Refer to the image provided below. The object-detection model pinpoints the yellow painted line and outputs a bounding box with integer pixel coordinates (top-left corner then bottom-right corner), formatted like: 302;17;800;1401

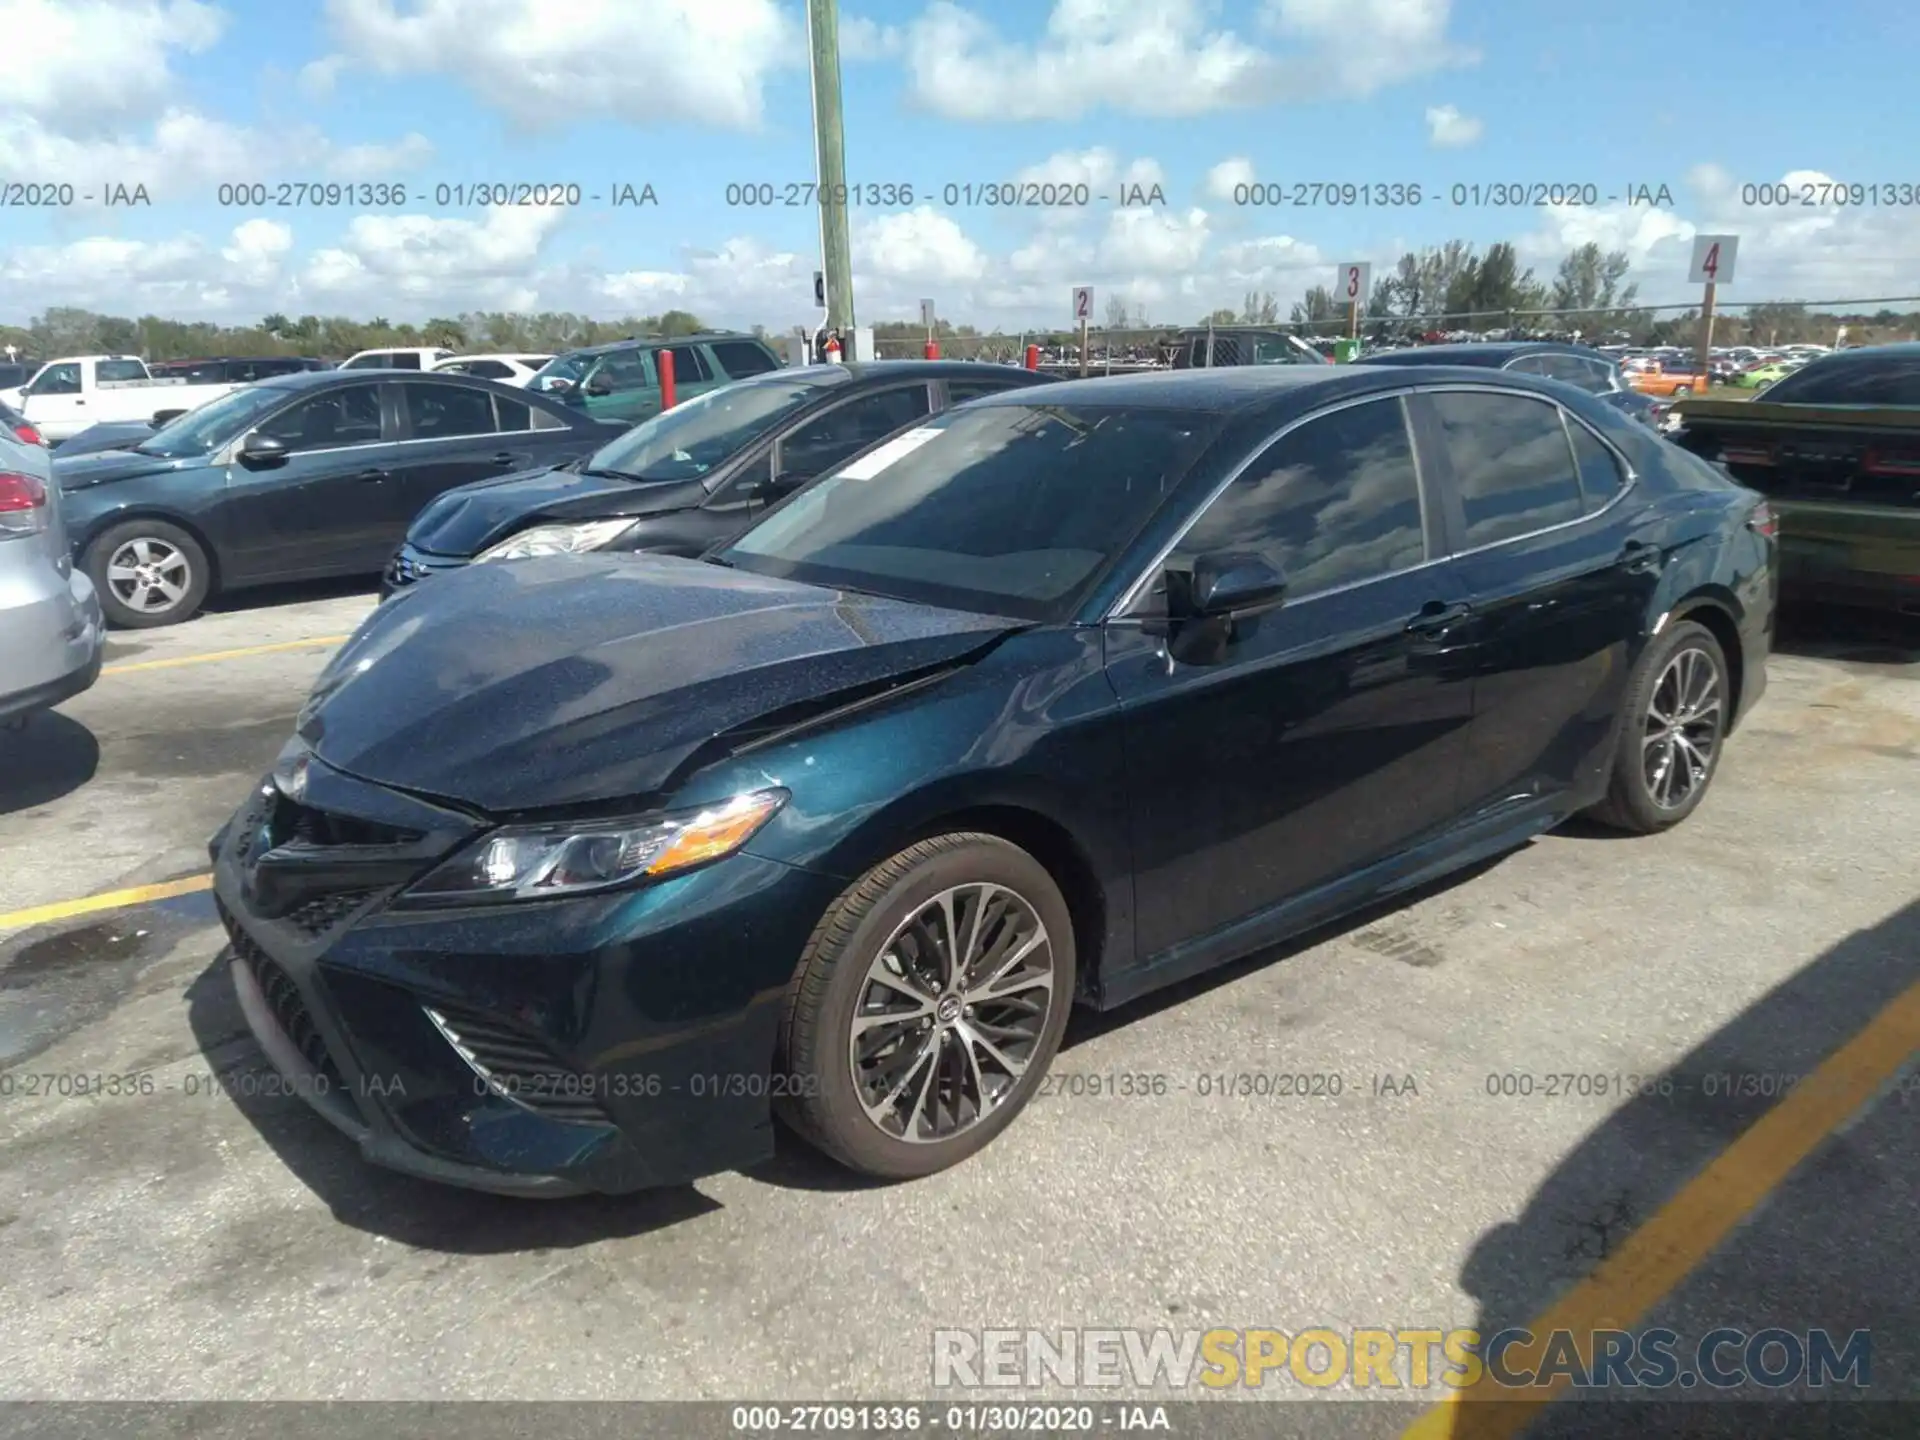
0;874;213;933
102;634;350;676
1403;977;1920;1440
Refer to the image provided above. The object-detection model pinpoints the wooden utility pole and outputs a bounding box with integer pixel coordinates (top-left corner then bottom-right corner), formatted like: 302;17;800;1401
807;0;854;338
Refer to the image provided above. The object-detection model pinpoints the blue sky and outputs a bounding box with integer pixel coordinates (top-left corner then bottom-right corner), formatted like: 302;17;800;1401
2;0;1916;329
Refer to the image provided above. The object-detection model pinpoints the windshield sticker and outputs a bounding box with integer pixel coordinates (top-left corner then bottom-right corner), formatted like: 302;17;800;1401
837;426;943;480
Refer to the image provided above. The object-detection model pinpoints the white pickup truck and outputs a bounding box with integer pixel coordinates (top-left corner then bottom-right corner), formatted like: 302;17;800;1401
0;355;242;444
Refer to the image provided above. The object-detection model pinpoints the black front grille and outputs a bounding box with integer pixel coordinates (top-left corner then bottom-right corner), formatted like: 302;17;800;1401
268;793;421;850
283;887;382;939
220;902;348;1092
426;1001;609;1125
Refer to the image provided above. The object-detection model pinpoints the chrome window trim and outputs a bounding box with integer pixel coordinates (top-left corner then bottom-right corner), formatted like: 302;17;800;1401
1106;389;1432;621
1104;381;1639;620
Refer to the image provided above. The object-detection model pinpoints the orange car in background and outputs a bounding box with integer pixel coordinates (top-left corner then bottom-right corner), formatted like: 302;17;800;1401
1629;362;1712;398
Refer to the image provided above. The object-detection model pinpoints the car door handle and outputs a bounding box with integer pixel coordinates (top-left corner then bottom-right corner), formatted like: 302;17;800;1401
1618;541;1662;575
355;468;389;482
1405;600;1471;635
489;452;520;466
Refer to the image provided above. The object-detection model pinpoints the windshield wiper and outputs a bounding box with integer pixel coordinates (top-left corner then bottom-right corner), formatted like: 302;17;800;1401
575;466;650;482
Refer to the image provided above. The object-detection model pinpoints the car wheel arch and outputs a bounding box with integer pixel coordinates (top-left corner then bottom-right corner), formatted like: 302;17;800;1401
79;507;224;595
803;796;1112;1010
1663;593;1745;729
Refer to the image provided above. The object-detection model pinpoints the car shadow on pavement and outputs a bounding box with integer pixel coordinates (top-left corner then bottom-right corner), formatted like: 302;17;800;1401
182;953;723;1252
0;709;100;815
1446;894;1920;1437
1773;603;1920;666
1060;852;1514;1052
200;572;381;617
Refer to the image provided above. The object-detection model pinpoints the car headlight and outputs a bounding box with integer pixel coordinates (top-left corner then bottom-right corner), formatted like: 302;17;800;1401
399;788;788;905
472;517;637;565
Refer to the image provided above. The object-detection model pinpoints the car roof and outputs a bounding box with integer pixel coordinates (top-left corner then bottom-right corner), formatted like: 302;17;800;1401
557;331;767;359
1355;342;1605;367
727;360;1050;392
959;365;1366;411
252;368;526;394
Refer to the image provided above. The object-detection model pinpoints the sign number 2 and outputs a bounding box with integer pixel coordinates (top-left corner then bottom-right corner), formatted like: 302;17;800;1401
1073;286;1093;322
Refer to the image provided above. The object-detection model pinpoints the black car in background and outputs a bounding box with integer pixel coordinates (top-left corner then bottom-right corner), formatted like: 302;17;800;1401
218;364;1774;1196
54;370;622;627
384;360;1053;594
1356;342;1662;426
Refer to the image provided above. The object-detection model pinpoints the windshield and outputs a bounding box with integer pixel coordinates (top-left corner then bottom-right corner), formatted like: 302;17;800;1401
585;380;819;481
134;385;293;457
718;403;1220;621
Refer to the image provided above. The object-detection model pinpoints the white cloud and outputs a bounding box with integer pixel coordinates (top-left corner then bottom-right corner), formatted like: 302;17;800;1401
317;0;797;130
0;109;433;208
1205;158;1257;200
903;0;1474;121
1100;206;1210;272
0;0;225;130
1424;103;1483;148
854;206;989;284
841;15;905;60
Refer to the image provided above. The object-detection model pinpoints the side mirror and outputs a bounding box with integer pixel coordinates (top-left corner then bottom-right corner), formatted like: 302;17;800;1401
583;377;612;397
1185;550;1288;618
238;431;289;468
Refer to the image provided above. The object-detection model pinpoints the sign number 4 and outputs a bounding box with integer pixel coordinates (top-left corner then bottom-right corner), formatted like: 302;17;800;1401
1689;235;1738;285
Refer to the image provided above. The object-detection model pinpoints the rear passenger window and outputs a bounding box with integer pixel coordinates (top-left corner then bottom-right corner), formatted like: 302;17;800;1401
493;395;531;431
663;345;712;382
407;383;495;438
1566;418;1626;510
711;341;780;378
1429;392;1585;546
1168;396;1426;600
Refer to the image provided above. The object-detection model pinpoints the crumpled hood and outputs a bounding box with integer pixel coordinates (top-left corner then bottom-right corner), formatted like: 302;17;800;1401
299;551;1017;811
53;447;183;490
405;465;705;557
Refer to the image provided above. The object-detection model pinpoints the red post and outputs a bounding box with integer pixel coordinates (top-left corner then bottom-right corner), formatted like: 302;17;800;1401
657;347;676;410
1025;344;1039;370
924;338;940;359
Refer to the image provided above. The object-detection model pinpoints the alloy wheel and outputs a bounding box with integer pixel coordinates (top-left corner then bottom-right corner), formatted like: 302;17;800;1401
106;537;192;615
1642;646;1722;809
848;882;1057;1144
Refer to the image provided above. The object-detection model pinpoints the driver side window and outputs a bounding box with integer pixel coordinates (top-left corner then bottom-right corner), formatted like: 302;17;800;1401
30;363;81;396
257;385;384;454
1144;397;1427;612
778;386;932;479
593;351;649;393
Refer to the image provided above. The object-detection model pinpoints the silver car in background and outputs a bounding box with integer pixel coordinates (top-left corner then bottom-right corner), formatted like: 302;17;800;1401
0;426;105;726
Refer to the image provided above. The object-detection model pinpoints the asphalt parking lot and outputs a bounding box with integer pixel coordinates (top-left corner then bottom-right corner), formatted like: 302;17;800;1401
1;586;1917;1430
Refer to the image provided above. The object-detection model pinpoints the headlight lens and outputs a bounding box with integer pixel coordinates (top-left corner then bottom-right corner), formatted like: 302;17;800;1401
400;788;788;905
472;517;637;565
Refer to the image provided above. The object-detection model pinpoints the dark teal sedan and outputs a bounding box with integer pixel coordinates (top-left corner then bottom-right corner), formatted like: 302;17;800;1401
211;365;1775;1195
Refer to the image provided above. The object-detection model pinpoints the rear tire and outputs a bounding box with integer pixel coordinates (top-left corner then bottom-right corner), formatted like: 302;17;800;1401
1586;619;1729;833
85;519;210;628
777;833;1075;1180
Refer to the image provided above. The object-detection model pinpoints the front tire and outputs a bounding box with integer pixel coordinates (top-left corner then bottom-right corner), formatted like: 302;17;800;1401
85;519;210;628
1587;619;1729;833
777;833;1076;1180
